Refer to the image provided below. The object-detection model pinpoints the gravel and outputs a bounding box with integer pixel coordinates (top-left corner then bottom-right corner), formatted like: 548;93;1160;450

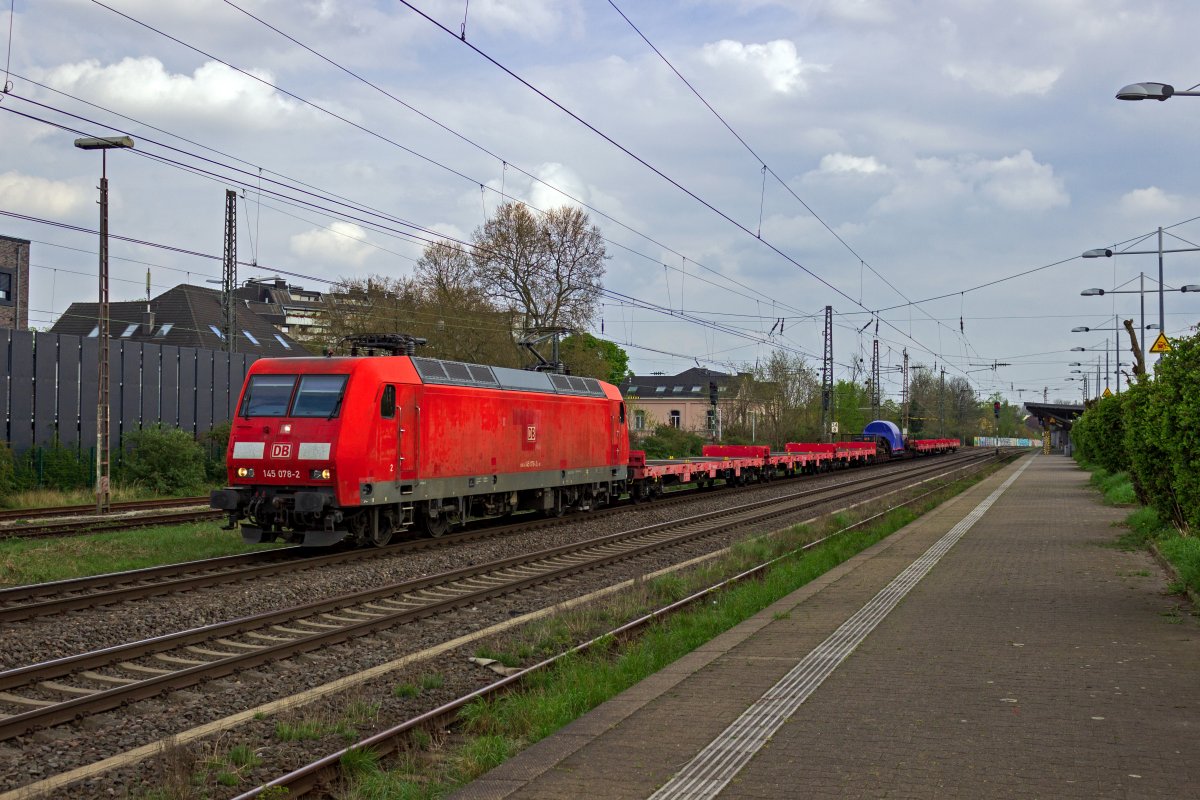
0;456;987;796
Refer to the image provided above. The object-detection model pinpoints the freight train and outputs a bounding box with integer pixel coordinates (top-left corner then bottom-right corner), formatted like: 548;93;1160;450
211;339;958;547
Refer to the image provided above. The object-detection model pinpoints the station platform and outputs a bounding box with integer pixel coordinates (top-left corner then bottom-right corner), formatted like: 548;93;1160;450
452;454;1200;799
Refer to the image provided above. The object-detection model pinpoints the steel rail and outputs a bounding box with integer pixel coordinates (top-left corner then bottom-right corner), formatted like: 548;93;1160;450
234;452;1020;799
0;496;208;523
0;453;968;621
0;452;992;741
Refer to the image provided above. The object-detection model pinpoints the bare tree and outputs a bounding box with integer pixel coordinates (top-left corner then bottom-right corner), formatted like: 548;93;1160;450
472;202;606;331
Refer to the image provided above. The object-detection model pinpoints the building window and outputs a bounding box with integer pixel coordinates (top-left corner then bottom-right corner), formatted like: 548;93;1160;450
669;410;681;428
209;324;226;340
87;326;99;338
0;272;11;302
673;385;684;392
120;323;138;338
691;385;701;392
634;410;646;431
242;330;261;346
273;333;292;350
655;386;666;393
154;323;174;338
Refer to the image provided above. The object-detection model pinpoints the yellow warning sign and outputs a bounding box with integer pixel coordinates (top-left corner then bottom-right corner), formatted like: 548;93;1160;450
1102;387;1113;398
1149;332;1172;354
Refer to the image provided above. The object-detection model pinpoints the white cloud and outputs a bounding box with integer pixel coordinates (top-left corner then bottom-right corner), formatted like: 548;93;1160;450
466;0;581;40
699;40;825;94
1118;187;1182;216
38;57;314;129
0;171;88;217
815;153;889;175
944;62;1062;96
289;222;374;268
876;150;1067;213
823;0;894;24
971;150;1068;211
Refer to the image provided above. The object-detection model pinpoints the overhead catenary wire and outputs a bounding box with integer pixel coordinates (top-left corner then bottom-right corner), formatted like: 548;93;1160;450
393;0;981;389
81;0;811;323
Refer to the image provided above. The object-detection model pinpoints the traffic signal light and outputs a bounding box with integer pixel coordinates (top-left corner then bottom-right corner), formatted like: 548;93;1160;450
709;381;718;405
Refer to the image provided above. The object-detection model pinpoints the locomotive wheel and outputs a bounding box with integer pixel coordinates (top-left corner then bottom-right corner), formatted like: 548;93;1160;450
369;525;393;547
419;509;450;538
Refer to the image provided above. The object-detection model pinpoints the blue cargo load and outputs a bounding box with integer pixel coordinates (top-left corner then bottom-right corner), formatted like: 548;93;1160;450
863;420;904;454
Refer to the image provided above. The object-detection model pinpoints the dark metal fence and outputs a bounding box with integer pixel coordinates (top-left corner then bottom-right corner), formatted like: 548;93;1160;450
0;329;258;454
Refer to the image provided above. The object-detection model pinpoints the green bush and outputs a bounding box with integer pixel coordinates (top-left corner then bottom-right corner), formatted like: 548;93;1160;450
0;441;16;502
116;425;209;494
1076;328;1200;534
636;424;705;459
199;420;233;483
40;439;92;491
1150;331;1200;533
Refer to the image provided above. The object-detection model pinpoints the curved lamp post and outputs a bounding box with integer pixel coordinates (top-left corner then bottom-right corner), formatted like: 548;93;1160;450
1080;282;1200;350
75;134;134;514
1116;82;1200;101
1082;234;1200;340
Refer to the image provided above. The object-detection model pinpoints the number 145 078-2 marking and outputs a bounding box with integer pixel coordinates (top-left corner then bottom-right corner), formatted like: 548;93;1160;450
262;469;300;479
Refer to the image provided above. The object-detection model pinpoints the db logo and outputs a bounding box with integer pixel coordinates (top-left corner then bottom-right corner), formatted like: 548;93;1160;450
271;443;292;459
526;425;537;442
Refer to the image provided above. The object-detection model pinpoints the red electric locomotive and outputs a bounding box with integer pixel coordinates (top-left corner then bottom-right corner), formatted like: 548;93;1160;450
211;337;630;547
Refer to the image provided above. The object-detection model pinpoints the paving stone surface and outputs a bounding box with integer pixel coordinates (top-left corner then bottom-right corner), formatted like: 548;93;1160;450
452;455;1200;799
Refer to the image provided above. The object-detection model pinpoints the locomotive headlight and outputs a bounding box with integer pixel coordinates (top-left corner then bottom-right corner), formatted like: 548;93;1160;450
310;468;331;480
236;467;254;478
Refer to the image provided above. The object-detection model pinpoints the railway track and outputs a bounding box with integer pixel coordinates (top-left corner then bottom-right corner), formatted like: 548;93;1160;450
0;453;983;623
0;450;996;741
0;496;208;523
0;508;224;541
238;453;1021;799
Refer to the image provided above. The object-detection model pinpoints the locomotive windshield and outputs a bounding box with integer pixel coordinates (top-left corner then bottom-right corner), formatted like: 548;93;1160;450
291;374;349;418
239;373;349;418
240;375;296;417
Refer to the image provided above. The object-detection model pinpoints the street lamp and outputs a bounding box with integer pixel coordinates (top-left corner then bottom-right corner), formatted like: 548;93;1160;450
1082;231;1200;338
75;134;134;514
1080;278;1200;350
1115;82;1200;101
1069;328;1117;393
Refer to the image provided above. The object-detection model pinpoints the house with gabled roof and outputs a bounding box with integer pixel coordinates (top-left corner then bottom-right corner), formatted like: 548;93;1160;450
618;366;737;435
49;283;305;356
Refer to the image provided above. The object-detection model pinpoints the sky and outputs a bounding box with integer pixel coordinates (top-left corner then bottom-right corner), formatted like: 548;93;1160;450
3;0;1200;408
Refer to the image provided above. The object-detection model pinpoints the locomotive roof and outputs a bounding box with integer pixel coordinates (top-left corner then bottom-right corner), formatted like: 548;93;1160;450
249;355;610;398
412;357;608;398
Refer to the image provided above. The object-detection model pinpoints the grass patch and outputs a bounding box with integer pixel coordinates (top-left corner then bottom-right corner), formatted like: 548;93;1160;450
1085;466;1138;506
0;522;282;587
1155;535;1200;595
338;459;1009;799
0;485;177;510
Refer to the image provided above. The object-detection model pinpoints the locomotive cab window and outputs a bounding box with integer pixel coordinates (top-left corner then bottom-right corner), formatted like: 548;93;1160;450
240;375;296;417
380;385;396;418
619;402;625;424
291;374;349;418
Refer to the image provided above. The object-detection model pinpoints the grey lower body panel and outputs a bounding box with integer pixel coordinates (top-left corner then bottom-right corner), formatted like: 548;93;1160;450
358;465;629;506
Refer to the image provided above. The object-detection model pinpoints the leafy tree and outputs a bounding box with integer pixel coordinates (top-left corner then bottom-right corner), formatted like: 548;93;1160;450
723;352;819;448
558;333;630;383
636;424;704;459
832;380;871;437
471;202;606;331
319;271;522;367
